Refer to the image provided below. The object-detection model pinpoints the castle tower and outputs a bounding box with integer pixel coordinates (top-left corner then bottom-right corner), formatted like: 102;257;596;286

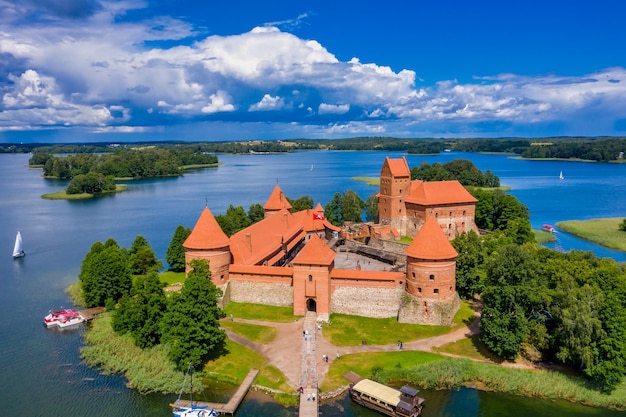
378;156;410;235
400;215;460;325
292;234;335;321
263;185;292;218
183;207;231;286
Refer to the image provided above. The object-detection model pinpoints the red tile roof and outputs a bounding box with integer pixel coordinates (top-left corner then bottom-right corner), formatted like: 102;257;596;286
183;207;230;250
384;156;410;177
263;184;292;211
314;203;324;214
405;216;458;260
230;208;305;265
292;234;335;265
406;180;478;205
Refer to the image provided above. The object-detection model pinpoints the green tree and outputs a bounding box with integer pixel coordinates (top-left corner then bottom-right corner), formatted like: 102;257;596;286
166;225;191;272
160;259;226;370
247;203;265;223
324;192;342;226
288;195;314;212
364;194;378;222
112;272;167;348
340;190;365;223
451;231;485;299
128;235;162;275
215;205;252;236
619;219;626;232
79;238;132;307
479;245;543;359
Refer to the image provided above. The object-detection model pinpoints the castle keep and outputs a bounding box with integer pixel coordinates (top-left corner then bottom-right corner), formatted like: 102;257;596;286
183;157;476;325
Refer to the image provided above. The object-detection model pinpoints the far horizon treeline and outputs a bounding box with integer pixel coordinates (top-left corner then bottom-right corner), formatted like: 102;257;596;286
4;136;626;162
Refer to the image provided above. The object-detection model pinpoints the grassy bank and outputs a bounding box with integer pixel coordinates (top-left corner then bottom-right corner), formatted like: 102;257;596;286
557;218;626;252
534;229;556;244
375;358;626;411
42;184;127;200
223;302;297;323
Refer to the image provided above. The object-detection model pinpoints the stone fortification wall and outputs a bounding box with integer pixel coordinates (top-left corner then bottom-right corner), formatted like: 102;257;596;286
229;280;293;307
330;285;404;318
340;239;406;265
368;238;409;258
398;292;460;326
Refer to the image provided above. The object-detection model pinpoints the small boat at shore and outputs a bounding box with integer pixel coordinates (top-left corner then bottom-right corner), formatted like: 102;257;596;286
43;308;85;328
542;224;555;233
349;378;424;417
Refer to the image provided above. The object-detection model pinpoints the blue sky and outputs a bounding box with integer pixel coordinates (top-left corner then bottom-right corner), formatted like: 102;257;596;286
2;0;626;143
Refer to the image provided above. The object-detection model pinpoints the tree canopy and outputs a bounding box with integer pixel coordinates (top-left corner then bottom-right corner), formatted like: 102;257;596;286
166;225;191;272
159;260;226;370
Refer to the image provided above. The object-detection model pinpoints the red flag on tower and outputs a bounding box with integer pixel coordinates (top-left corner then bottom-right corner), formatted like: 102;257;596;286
313;213;325;220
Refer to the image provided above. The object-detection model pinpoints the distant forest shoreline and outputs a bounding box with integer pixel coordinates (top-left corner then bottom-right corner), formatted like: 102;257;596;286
2;136;626;162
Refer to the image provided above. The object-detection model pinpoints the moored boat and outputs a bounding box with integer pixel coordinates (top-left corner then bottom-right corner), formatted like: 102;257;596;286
349;378;424;417
542;224;555;233
172;364;219;417
43;308;85;328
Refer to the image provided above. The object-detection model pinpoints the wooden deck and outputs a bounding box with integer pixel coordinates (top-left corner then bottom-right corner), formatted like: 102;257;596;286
173;369;258;415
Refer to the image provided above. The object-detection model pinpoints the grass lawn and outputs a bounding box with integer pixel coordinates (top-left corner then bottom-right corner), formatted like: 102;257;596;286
222;302;297;323
203;339;295;404
321;350;444;392
434;334;508;364
220;320;277;343
557;218;626;252
324;301;475;346
159;270;186;285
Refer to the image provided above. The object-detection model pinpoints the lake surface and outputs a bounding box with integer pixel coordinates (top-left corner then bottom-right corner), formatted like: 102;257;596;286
1;150;625;417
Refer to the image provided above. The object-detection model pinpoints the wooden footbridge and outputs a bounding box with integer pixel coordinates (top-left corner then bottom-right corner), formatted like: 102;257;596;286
172;369;258;415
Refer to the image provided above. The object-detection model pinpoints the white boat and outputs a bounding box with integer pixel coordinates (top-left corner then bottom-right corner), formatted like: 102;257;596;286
172;364;219;417
13;230;25;258
559;171;564;180
43;308;85;327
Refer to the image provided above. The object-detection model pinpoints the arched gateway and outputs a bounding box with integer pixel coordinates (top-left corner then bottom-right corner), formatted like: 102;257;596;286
306;298;317;312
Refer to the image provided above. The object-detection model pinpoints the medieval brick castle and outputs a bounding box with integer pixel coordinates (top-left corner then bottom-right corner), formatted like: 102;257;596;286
183;157;478;325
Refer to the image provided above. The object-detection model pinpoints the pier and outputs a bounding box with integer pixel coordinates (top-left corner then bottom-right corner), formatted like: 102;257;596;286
173;369;258;415
78;307;105;321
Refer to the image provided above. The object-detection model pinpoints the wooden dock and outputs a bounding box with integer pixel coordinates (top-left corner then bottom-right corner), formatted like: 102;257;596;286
78;307;105;321
173;369;258;415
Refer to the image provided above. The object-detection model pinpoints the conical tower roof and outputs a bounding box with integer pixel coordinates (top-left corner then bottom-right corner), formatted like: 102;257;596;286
292;234;335;265
263;185;292;211
183;207;230;250
406;216;458;260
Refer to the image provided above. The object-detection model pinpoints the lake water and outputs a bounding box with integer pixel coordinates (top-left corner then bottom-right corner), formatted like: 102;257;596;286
1;150;624;417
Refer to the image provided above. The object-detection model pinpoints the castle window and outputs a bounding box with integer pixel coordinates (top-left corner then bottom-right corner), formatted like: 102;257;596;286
429;274;434;280
308;274;312;282
463;210;466;215
220;275;224;280
449;211;452;217
434;288;439;294
418;287;422;293
412;272;416;278
435;212;438;218
450;286;453;292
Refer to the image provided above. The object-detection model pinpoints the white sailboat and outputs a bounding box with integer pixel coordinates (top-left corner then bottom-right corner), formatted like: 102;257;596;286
172;364;219;417
13;231;25;259
559;170;564;180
